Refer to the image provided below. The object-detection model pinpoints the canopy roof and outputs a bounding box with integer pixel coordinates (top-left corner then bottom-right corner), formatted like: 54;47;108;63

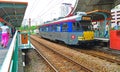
86;10;111;21
0;1;28;27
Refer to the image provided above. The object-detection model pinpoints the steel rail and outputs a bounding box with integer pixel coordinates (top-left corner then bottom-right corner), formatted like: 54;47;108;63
31;38;59;72
31;36;92;72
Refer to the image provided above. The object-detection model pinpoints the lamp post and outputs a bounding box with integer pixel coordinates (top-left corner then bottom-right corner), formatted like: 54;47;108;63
29;18;31;33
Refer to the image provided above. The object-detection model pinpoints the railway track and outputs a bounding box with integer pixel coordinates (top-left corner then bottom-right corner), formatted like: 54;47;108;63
24;49;55;72
30;35;120;72
39;36;120;65
31;36;92;72
72;48;120;65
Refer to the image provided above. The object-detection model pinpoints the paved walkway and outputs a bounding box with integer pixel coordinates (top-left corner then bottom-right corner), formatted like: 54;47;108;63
0;38;12;69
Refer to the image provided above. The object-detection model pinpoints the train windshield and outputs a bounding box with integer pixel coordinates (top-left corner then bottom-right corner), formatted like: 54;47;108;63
72;21;93;31
80;21;93;31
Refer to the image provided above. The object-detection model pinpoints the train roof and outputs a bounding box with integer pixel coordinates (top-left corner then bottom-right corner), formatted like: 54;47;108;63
87;10;111;21
41;15;89;26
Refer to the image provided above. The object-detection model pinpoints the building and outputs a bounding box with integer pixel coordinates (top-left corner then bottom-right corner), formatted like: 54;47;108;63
111;9;120;27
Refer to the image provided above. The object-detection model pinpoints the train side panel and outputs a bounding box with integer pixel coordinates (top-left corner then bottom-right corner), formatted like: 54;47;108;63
39;31;94;45
39;32;80;45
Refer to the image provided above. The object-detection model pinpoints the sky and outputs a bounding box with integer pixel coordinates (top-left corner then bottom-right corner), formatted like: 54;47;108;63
22;0;76;26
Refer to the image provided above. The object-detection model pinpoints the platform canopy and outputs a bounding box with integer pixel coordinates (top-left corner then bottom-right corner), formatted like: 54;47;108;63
0;0;28;27
86;10;111;22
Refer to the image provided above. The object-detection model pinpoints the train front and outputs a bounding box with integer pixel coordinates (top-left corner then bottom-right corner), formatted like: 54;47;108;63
77;16;94;45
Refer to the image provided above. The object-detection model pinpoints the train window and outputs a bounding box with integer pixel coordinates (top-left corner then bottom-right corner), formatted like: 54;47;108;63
51;25;57;32
56;25;61;32
51;26;54;32
48;26;51;32
72;22;82;31
40;27;44;32
80;21;93;31
40;28;42;31
43;27;46;32
46;27;48;32
72;22;76;31
62;23;68;32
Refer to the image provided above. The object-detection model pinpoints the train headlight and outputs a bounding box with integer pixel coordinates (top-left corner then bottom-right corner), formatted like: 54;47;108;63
71;34;76;40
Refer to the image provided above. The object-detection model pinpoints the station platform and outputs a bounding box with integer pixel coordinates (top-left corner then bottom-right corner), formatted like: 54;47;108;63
0;38;12;69
94;37;109;42
0;31;32;72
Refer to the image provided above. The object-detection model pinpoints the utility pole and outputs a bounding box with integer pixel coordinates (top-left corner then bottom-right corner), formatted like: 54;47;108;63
29;18;31;32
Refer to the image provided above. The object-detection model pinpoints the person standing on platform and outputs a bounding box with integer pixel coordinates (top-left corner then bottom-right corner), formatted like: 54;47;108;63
0;29;2;42
0;23;10;48
114;21;120;30
11;27;16;37
104;22;109;38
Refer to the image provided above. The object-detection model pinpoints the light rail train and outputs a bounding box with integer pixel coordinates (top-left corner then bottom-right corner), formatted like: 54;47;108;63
38;12;94;45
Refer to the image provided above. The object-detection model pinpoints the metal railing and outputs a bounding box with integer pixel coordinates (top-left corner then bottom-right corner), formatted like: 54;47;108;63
0;31;19;72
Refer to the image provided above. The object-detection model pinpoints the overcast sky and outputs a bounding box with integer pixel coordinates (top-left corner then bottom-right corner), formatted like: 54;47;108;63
21;0;76;26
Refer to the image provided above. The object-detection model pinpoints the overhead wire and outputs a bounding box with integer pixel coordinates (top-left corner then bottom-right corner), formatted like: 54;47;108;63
32;0;75;25
26;0;37;19
29;0;56;21
37;0;63;18
35;0;54;16
22;0;37;26
26;0;60;25
29;0;40;15
36;0;60;18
